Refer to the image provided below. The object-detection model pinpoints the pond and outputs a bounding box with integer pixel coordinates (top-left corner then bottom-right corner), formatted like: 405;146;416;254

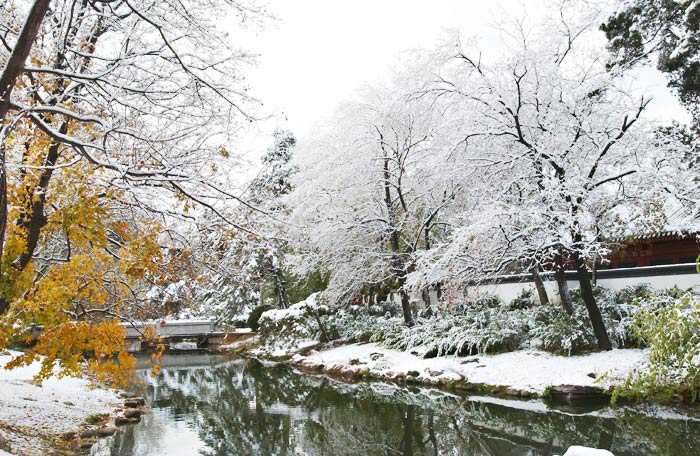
106;353;700;456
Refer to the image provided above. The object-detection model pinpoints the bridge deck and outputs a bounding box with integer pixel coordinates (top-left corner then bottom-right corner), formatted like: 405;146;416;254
121;320;220;339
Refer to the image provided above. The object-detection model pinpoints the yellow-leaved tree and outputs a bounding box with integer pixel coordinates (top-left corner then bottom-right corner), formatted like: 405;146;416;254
0;0;264;385
0;118;186;386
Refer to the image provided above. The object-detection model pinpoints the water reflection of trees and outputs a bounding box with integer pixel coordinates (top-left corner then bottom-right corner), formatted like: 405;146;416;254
110;358;700;456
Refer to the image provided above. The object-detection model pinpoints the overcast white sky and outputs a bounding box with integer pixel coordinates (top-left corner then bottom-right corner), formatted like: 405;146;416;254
236;0;689;160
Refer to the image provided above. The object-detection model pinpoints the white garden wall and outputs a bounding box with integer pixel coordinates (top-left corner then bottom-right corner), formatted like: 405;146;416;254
467;264;700;304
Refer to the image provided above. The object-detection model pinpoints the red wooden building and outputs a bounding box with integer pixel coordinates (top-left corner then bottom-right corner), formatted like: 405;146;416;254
608;231;699;269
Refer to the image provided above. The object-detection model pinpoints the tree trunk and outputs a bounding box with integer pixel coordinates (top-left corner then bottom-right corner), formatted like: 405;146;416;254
381;154;414;326
14;126;64;271
399;288;414;326
573;249;612;351
591;253;598;286
312;310;329;342
271;265;287;309
0;0;51;284
421;287;431;308
368;284;375;307
530;265;549;305
554;253;574;315
0;0;50;121
424;224;431;250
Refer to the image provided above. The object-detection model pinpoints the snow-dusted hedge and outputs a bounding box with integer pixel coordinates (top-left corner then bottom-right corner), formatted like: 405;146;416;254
328;305;530;356
383;308;530;356
614;290;700;403
256;293;328;354
325;308;405;344
529;287;638;354
328;285;662;356
256;286;696;361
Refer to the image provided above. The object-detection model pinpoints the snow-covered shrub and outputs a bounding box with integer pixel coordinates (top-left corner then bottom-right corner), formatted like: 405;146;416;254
614;292;700;403
528;306;592;354
327;286;642;357
328;303;529;357
529;286;637;354
598;291;637;347
455;294;503;312
614;284;654;305
247;305;272;331
508;289;536;310
257;293;328;354
383;307;530;357
326;310;405;343
368;301;403;317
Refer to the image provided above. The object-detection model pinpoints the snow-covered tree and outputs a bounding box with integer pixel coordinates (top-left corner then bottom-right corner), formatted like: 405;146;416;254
244;129;298;309
288;77;462;325
602;0;700;130
250;130;298;206
181;130;300;323
409;0;692;350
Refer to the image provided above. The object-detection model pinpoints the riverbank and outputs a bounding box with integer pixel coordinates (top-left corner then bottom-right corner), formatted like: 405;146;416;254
222;329;649;400
287;343;646;398
0;350;120;455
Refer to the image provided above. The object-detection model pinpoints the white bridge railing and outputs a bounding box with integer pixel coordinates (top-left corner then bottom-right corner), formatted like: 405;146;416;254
120;319;220;339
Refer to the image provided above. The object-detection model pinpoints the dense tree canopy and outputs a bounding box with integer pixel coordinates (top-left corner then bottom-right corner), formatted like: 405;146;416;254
602;0;700;128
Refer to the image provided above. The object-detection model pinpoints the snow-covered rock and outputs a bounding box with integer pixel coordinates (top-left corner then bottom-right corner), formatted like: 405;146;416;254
171;341;199;350
562;446;615;456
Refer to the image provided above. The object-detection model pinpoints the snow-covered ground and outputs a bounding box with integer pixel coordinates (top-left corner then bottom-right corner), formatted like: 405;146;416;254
293;343;647;393
0;350;119;455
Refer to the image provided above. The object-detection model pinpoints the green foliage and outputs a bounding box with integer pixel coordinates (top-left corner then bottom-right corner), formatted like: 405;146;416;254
325;310;405;344
614;284;654;305
529;286;638;354
332;285;651;357
329;300;530;357
247;305;272;331
388;309;529;356
613;292;700;403
529;306;593;354
461;294;503;310
280;270;329;307
508;289;535;310
602;1;700;127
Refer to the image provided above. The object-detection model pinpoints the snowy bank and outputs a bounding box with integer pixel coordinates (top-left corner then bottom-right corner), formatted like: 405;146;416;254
0;350;119;455
291;343;646;394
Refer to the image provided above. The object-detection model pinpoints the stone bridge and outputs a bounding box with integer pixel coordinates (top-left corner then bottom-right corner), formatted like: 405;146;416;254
121;320;254;352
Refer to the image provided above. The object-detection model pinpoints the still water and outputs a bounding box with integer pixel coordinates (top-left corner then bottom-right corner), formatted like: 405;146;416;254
108;353;700;455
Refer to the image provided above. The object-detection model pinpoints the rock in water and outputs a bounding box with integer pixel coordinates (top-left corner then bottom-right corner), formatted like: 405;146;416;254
97;427;118;437
0;434;10;452
549;385;609;403
562;446;614;456
124;409;141;419
124;397;146;407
